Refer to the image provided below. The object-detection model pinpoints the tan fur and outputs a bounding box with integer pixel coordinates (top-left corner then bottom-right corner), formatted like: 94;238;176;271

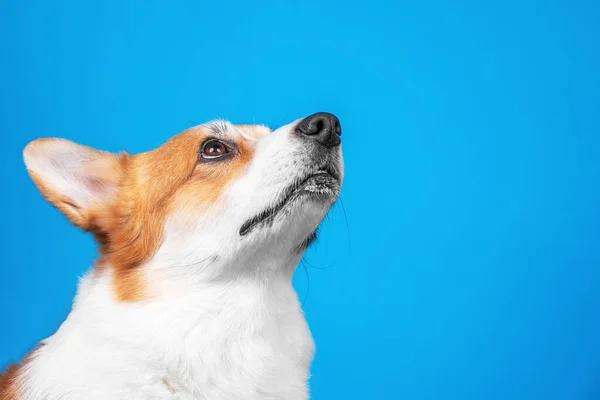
0;345;44;400
0;363;21;400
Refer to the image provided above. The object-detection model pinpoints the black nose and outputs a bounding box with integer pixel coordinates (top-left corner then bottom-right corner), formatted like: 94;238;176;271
295;112;341;148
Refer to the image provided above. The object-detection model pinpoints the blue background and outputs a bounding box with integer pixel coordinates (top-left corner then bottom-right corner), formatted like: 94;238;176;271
1;1;599;399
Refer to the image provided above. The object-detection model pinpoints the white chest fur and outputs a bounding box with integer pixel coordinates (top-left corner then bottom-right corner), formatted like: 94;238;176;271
20;269;315;400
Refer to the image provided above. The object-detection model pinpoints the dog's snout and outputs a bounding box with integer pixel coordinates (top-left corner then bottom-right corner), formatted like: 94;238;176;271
295;112;341;149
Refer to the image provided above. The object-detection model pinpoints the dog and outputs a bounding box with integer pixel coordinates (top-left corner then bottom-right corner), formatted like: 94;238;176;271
0;112;343;400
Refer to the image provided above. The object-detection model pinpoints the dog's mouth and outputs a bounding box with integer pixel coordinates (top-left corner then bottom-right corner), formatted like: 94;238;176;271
239;166;340;237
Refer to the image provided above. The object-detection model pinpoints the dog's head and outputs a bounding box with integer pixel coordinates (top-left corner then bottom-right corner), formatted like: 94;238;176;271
23;113;343;300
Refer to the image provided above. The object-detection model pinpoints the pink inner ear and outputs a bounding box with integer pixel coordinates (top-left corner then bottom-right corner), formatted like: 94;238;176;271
83;176;115;200
85;176;107;191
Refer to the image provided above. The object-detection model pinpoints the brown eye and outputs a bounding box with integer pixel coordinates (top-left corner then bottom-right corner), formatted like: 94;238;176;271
200;139;229;159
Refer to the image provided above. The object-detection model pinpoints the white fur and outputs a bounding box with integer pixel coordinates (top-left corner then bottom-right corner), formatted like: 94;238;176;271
16;118;343;399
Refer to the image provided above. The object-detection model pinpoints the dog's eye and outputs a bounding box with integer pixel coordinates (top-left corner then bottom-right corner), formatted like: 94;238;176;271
200;139;229;160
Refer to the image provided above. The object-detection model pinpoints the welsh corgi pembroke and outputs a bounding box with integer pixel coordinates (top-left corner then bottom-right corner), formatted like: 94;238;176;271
0;113;343;400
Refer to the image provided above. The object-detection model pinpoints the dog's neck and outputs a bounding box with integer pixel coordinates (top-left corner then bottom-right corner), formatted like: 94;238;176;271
21;256;314;400
140;244;305;296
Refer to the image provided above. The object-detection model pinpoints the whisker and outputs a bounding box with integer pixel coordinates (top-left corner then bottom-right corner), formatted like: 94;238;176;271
338;196;351;255
196;255;219;274
300;259;311;305
301;256;333;270
178;254;216;270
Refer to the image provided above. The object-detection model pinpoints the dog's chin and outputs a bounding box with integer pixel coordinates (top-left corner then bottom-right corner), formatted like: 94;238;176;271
292;173;340;204
239;172;339;238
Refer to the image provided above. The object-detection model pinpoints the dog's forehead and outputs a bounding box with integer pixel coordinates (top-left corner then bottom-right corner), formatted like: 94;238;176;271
203;120;271;141
152;121;271;153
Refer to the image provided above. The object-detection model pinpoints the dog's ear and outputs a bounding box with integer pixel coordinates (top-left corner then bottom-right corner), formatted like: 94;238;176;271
23;138;123;230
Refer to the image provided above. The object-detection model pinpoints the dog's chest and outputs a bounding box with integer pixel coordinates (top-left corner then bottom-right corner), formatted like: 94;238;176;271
154;296;315;398
26;280;315;400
